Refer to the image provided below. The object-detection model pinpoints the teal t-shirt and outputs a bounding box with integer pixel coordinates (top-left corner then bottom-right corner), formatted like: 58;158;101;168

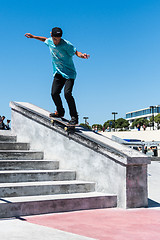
45;38;77;79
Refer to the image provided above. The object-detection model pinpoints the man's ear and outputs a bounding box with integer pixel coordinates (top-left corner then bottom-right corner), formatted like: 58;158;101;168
50;31;52;37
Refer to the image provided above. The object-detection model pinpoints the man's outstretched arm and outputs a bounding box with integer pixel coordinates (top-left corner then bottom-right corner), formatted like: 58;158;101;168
24;33;47;42
75;51;90;59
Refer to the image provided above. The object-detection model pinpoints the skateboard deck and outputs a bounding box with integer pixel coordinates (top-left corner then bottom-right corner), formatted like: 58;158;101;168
50;116;79;132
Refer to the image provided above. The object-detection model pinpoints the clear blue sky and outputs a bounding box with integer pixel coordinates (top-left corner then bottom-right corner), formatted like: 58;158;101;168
1;0;160;126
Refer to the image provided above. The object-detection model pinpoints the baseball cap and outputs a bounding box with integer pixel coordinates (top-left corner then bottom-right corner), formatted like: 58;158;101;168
52;27;63;37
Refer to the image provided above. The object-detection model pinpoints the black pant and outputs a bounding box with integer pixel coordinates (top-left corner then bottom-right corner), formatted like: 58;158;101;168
51;73;78;117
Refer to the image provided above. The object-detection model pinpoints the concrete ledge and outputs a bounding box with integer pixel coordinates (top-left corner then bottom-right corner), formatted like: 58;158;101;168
10;101;151;208
0;142;30;150
0;192;117;218
10;101;150;166
0;180;96;198
0;160;59;170
151;157;160;161
0;135;17;142
0;169;76;183
0;150;44;160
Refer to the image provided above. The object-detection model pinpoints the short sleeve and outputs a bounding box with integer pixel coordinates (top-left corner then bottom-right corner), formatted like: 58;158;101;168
65;41;77;57
44;38;52;47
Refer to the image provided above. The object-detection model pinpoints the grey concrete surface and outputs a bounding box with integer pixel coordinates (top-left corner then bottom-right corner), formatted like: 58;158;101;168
0;118;159;239
0;160;59;170
10;101;150;208
0;150;44;160
0;130;14;136
0;135;16;142
0;142;30;150
0;161;159;239
0;192;117;218
0;219;95;240
0;131;117;218
10;102;150;165
0;180;96;197
0;169;76;182
148;160;160;208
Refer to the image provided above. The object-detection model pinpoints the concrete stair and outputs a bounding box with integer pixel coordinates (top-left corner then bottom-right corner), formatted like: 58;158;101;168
0;133;117;218
0;193;116;218
0;170;76;182
0;160;59;170
0;181;95;197
0;150;44;160
0;142;30;150
0;135;17;142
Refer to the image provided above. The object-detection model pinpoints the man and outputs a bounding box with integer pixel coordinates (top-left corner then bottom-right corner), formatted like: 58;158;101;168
0;116;2;129
25;27;89;125
0;116;5;129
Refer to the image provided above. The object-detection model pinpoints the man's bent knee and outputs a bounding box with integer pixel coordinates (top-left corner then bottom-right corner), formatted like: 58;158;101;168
64;92;73;101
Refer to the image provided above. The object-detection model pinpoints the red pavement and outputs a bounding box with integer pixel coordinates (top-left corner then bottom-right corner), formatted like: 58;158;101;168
26;208;160;240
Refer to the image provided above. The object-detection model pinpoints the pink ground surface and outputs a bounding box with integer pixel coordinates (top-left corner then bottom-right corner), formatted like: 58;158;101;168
26;208;160;240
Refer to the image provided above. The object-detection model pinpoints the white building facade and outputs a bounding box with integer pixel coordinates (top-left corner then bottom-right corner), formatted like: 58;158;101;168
126;105;160;129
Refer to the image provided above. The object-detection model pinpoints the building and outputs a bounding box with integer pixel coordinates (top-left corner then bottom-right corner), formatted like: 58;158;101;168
126;105;160;129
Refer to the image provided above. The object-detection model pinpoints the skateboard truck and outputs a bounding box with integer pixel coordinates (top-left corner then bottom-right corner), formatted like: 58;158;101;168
64;125;76;133
50;116;77;134
51;119;54;124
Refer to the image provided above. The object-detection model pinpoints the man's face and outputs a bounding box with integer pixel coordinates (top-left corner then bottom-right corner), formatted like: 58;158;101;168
51;33;61;45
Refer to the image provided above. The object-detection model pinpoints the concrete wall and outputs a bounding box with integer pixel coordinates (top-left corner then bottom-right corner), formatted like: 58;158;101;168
101;130;160;142
10;102;151;208
102;130;160;157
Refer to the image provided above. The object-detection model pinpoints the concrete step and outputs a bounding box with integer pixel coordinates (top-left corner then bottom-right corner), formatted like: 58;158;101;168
0;135;17;142
0;150;44;160
0;180;95;197
0;192;117;218
0;170;76;183
0;142;30;150
0;160;59;170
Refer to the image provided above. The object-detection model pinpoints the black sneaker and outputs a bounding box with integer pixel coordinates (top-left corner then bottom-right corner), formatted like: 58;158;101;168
49;111;64;118
69;116;79;125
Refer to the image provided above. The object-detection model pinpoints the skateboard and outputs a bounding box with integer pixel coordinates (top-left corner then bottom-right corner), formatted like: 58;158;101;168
50;116;79;133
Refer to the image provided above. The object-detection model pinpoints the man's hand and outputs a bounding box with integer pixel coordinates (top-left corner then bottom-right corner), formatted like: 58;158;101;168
80;53;90;59
25;33;34;38
75;51;90;59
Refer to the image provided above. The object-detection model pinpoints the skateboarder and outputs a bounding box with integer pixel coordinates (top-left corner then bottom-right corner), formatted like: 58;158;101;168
25;27;90;125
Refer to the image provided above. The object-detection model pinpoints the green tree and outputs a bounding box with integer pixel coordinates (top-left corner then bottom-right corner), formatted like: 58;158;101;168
92;124;102;131
115;118;129;130
132;118;149;128
80;123;92;130
154;113;160;129
149;116;155;127
103;118;129;130
103;120;115;129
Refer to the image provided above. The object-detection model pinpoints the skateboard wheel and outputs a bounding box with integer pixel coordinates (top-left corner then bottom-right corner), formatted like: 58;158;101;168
51;120;54;124
64;127;68;131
